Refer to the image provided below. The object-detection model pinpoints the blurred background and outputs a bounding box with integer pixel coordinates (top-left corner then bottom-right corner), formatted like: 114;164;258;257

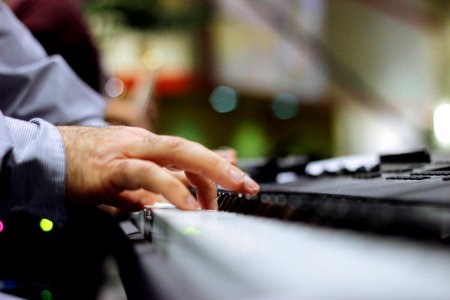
82;0;450;159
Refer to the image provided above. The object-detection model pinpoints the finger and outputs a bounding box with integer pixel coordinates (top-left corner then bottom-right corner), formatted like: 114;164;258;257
169;170;191;187
107;159;199;210
97;204;123;217
154;194;170;203
186;172;218;210
105;189;157;211
215;148;238;165
128;134;260;194
120;189;158;207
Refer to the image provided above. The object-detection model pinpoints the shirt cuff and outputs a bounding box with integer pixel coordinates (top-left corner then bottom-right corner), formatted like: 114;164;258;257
3;117;67;224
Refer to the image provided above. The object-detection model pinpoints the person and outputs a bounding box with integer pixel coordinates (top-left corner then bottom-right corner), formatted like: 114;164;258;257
0;2;259;225
0;4;258;299
5;0;154;130
6;0;104;93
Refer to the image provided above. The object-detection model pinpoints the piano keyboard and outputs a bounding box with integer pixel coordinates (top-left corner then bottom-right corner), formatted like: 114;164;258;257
134;206;450;300
130;150;450;299
216;189;450;240
216;149;450;241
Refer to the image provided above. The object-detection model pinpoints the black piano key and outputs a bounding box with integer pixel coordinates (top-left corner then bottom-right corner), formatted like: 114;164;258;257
215;190;449;241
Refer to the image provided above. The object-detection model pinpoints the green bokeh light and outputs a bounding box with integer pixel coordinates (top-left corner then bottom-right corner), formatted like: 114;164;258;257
182;226;201;236
232;122;269;158
41;289;52;300
172;119;206;145
40;218;53;232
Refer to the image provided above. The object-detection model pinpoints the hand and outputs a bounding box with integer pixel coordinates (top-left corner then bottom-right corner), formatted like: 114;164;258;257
169;147;238;187
57;126;259;211
214;147;238;165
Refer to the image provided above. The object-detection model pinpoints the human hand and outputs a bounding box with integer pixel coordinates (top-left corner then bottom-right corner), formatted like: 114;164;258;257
214;147;238;165
58;126;259;211
169;147;238;187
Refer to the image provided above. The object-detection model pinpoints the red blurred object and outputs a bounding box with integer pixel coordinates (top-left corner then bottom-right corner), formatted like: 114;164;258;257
155;74;196;96
117;73;138;96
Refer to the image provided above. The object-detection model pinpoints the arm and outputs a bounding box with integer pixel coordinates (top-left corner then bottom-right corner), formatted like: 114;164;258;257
0;111;67;223
0;3;106;126
0;111;259;223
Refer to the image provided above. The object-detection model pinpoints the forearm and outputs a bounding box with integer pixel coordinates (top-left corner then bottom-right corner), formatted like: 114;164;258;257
0;115;67;223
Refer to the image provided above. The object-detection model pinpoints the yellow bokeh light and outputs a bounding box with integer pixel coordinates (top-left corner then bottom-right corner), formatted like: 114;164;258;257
40;218;53;232
142;49;164;71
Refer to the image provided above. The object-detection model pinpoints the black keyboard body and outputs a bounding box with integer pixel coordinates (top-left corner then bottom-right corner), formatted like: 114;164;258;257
219;150;450;240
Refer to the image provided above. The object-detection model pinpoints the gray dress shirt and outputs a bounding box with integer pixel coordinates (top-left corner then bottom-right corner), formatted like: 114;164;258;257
0;3;107;223
0;2;106;126
1;113;66;223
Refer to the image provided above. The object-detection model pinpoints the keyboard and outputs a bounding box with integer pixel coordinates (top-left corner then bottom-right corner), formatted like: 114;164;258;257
217;149;450;240
130;149;450;299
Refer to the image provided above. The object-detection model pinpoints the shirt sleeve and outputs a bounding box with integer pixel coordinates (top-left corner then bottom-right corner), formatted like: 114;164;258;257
0;111;67;224
0;2;107;126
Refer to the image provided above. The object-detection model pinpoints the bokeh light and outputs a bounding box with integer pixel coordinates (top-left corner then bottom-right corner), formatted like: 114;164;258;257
272;92;299;120
41;289;52;300
209;86;239;113
142;49;164;71
104;77;125;98
434;103;450;145
40;218;53;232
232;122;269;158
172;119;206;145
0;220;3;233
182;226;201;236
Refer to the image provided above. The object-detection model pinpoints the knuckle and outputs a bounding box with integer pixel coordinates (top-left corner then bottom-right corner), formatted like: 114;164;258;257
108;160;132;189
113;160;131;179
142;132;158;147
163;136;186;150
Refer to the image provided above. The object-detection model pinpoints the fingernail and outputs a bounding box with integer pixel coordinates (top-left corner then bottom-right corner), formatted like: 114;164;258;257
244;175;260;193
229;166;245;183
186;195;199;210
